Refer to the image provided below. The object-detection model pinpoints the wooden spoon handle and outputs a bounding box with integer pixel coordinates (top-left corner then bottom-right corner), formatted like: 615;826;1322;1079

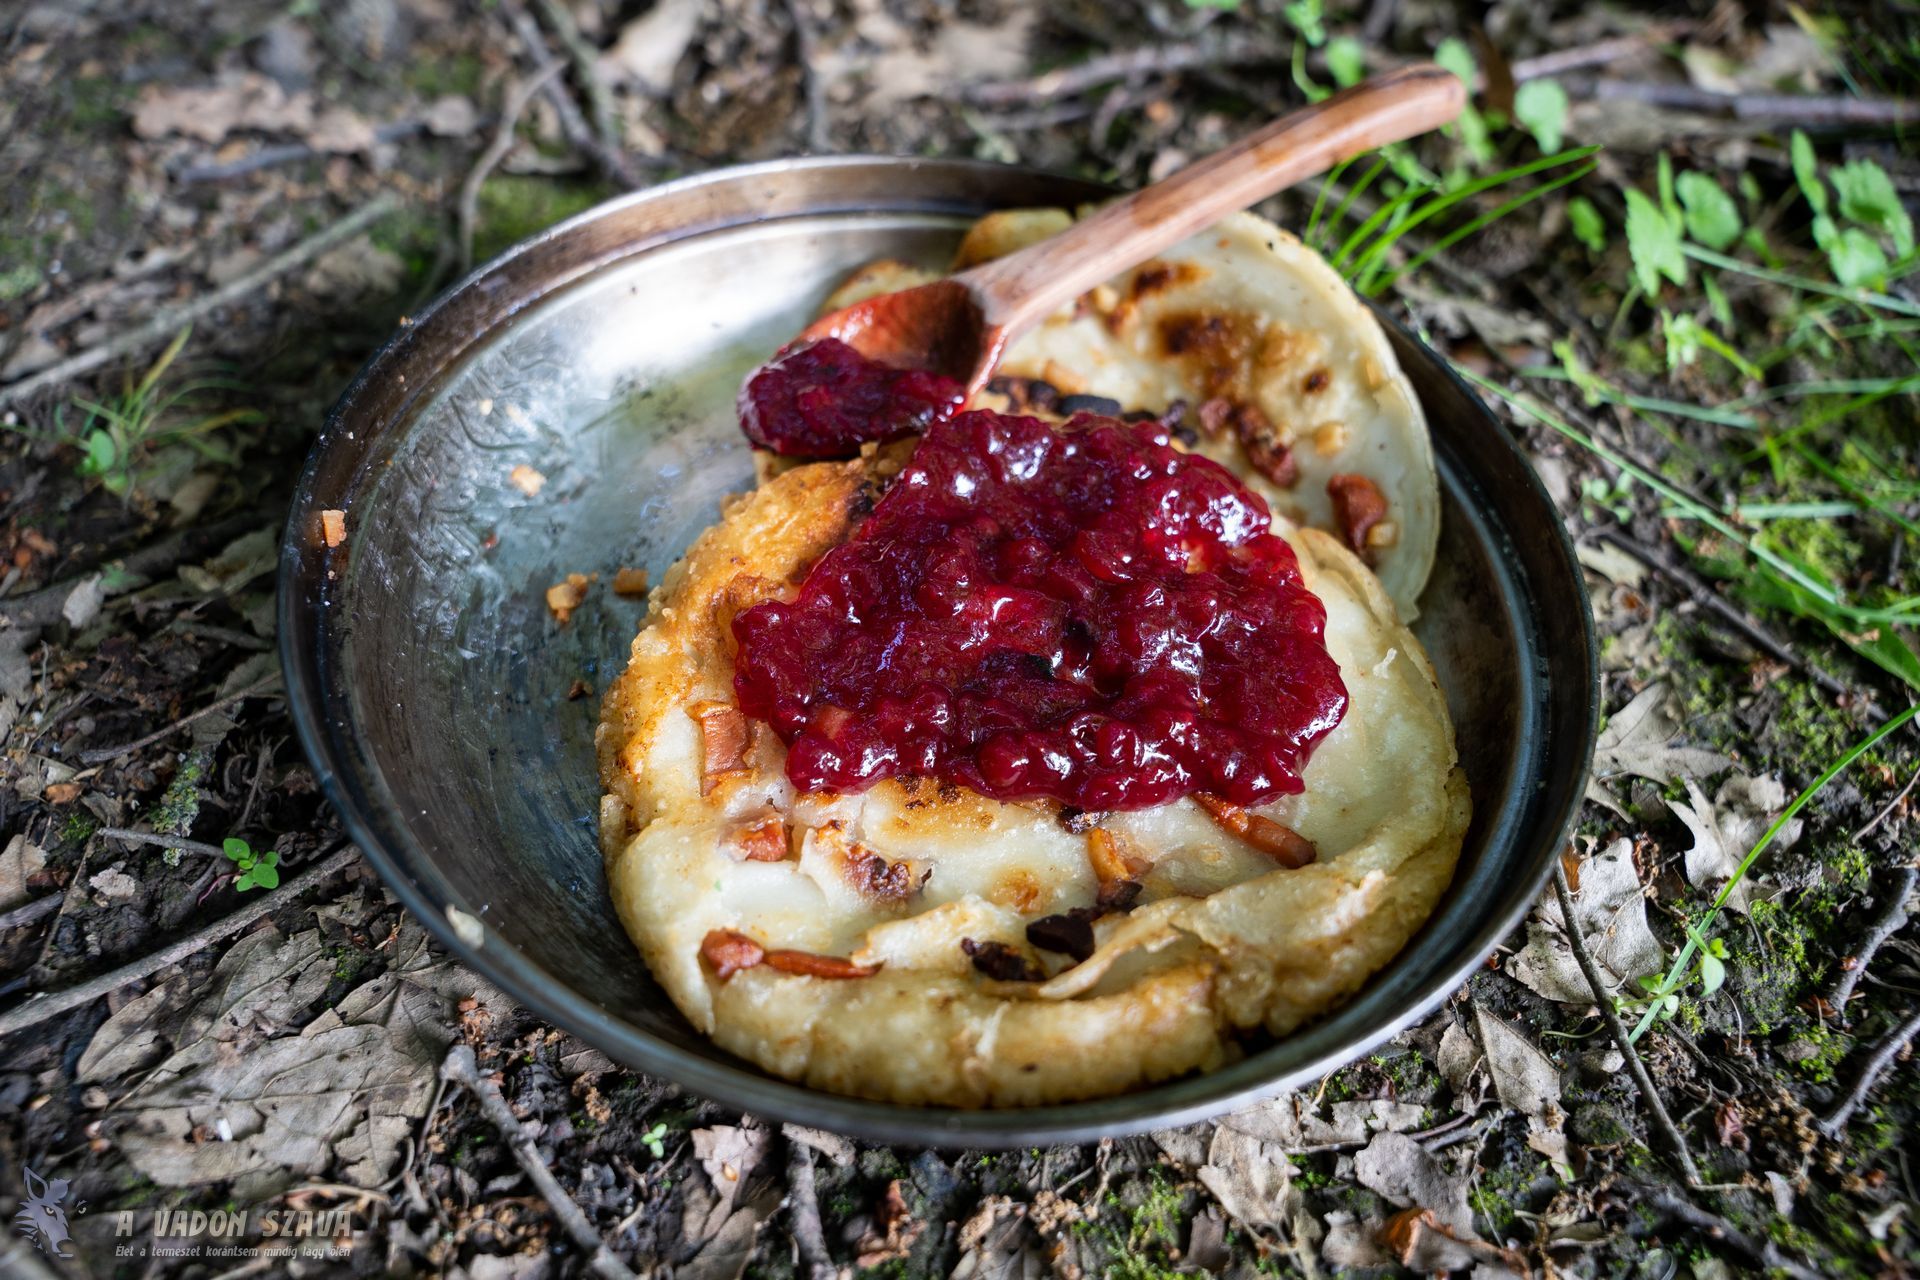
960;65;1465;337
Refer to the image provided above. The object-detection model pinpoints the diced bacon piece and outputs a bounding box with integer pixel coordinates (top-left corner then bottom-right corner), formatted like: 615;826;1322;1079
1327;473;1389;555
700;929;765;980
689;701;751;794
763;949;880;979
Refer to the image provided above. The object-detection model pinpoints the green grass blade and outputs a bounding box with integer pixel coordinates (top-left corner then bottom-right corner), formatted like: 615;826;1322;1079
1682;244;1920;319
1628;702;1920;1043
1345;145;1601;286
1366;160;1597;294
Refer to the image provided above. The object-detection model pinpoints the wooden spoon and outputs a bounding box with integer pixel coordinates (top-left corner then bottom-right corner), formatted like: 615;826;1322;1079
800;64;1465;396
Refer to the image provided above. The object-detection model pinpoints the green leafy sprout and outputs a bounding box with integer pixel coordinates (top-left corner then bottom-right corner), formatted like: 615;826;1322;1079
641;1122;669;1159
223;837;281;891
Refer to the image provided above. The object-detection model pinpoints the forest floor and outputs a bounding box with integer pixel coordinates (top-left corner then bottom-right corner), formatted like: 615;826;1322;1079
2;0;1918;1276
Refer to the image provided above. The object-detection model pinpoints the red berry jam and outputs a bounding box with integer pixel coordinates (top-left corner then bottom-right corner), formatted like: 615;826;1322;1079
739;338;967;457
732;411;1348;810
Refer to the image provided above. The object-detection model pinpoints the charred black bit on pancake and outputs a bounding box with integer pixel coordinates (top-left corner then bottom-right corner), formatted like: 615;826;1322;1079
961;938;1045;982
1056;393;1123;417
1096;878;1144;913
985;374;1061;416
847;848;925;901
1025;909;1097;962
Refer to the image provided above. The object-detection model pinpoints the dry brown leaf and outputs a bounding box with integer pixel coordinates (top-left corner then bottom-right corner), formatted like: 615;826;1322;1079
1508;838;1663;1004
132;72;315;143
0;834;48;910
1196;1125;1299;1238
691;1123;771;1217
1587;682;1734;814
1473;1006;1571;1176
1667;773;1800;914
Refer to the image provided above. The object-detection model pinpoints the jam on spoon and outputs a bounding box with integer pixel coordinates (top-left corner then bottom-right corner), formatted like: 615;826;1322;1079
732;410;1348;811
739;337;966;457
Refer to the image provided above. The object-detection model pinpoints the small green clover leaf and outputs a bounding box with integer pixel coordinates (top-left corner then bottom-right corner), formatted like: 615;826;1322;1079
224;838;281;891
641;1122;669;1159
1513;78;1569;154
1676;171;1742;251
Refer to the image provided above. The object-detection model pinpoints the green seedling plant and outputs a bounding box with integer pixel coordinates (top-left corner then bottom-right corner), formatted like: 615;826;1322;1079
224;837;281;891
23;326;261;500
640;1122;669;1159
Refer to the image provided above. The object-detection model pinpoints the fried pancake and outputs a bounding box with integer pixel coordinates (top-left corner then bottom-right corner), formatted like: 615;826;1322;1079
597;454;1468;1106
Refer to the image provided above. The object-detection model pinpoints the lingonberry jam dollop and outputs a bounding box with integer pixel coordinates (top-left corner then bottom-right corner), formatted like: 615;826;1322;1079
739;338;966;457
732;410;1348;810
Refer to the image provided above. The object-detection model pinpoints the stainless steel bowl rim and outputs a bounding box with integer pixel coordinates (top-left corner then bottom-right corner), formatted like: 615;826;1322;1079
279;155;1599;1146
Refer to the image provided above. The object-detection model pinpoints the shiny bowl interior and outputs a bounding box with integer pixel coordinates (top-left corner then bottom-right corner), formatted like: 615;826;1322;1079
279;157;1598;1146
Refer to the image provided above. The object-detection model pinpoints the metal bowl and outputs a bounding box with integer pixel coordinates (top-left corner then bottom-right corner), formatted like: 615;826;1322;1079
279;157;1597;1147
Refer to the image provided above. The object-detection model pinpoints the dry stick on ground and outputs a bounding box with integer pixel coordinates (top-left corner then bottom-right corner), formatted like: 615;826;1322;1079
968;22;1689;108
1637;1185;1823;1280
97;828;227;859
0;894;61;933
1575;78;1919;127
1553;861;1704;1187
78;671;283;766
176;119;430;184
783;1133;835;1280
1595;527;1858;703
458;63;565;273
0;842;358;1040
784;0;830;154
1818;1003;1920;1138
501;2;658;189
0;194;399;411
440;1044;639;1280
0;511;263;630
964;32;1281;106
1856;763;1920;842
1824;865;1917;1015
527;0;622;161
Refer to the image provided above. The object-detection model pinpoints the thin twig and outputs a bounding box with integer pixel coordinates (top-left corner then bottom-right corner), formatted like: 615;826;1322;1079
500;2;656;189
459;64;564;273
964;33;1281;107
77;671;282;766
1825;866;1918;1015
1576;78;1919;127
0;194;399;410
0;512;264;631
1502;25;1693;86
97;828;228;859
0;842;358;1040
1819;1003;1920;1138
784;1132;835;1280
784;0;830;153
175;119;430;183
0;893;61;932
527;0;622;161
1855;763;1920;842
1637;1185;1823;1280
1554;861;1703;1186
440;1044;638;1280
1595;527;1858;703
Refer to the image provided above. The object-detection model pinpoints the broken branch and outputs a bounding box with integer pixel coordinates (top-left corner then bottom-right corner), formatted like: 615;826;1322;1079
0;842;359;1040
1553;860;1703;1186
1823;865;1917;1016
0;194;400;410
1817;1003;1920;1139
440;1044;638;1280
